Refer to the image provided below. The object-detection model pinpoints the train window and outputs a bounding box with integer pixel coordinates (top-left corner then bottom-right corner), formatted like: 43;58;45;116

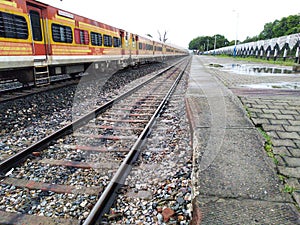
29;11;42;41
0;11;28;39
139;43;143;50
52;23;73;43
146;44;153;51
75;29;89;45
103;34;112;47
113;37;121;47
156;46;162;51
91;32;102;46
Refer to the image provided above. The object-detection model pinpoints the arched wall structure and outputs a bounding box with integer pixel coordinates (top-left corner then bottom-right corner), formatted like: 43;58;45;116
205;33;300;63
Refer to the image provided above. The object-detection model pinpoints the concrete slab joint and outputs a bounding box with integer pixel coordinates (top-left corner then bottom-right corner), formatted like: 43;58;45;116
186;56;300;224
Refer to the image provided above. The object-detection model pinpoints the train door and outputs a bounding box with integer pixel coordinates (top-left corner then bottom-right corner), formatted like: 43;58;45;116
133;35;138;55
127;32;132;57
120;30;125;55
27;5;47;57
135;35;139;55
153;41;155;55
131;34;136;56
27;4;50;86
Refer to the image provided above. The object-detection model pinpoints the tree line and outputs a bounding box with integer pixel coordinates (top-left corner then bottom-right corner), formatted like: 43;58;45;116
189;14;300;51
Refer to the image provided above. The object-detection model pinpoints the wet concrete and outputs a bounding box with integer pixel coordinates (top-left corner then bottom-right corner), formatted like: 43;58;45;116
222;63;300;77
242;82;300;90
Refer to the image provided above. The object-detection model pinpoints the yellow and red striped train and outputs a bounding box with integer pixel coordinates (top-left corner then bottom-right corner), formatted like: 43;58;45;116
0;0;188;85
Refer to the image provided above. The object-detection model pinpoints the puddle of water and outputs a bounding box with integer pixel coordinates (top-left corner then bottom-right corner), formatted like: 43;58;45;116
242;82;300;90
208;63;223;68
223;64;299;76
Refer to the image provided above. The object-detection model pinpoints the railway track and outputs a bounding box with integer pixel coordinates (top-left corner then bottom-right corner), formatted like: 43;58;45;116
0;75;81;103
0;57;191;225
0;61;176;163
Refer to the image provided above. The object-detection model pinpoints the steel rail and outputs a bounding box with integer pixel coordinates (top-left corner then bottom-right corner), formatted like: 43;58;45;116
0;60;185;176
83;57;191;225
0;76;84;103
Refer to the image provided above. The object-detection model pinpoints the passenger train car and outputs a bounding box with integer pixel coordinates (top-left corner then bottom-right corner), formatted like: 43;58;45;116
0;0;188;85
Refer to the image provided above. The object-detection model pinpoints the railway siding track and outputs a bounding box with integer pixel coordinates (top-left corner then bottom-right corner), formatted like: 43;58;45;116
0;76;81;103
0;57;190;225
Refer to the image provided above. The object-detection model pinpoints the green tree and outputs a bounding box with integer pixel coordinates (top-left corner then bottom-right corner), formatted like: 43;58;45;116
286;15;300;35
273;18;287;37
243;35;259;43
258;22;274;40
188;35;229;51
214;34;229;49
244;14;300;42
189;36;203;50
189;14;300;48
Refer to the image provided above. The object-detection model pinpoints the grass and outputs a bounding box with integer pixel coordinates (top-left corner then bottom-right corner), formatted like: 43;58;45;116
257;127;278;164
239;99;279;164
278;174;286;182
250;120;297;195
238;79;299;201
256;126;298;195
242;104;251;118
216;54;297;67
283;184;296;194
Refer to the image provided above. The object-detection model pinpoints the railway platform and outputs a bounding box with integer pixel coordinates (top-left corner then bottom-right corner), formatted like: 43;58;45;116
186;55;300;224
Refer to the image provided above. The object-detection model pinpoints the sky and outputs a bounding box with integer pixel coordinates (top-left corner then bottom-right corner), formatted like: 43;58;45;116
38;0;299;49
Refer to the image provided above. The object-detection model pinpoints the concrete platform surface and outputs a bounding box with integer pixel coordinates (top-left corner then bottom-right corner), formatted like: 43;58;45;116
186;56;300;224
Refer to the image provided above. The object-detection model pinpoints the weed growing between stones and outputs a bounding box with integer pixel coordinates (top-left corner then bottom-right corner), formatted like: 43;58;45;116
257;127;278;165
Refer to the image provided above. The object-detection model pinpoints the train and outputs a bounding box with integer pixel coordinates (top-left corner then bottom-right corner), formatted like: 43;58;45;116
0;0;188;86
